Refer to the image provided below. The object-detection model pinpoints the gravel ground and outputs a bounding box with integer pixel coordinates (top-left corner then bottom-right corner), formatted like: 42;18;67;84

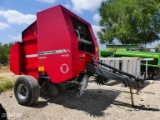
0;73;160;120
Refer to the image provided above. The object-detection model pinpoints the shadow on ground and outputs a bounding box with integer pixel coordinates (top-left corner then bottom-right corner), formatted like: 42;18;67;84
112;100;160;111
89;79;150;92
31;89;120;117
29;86;160;117
28;79;157;117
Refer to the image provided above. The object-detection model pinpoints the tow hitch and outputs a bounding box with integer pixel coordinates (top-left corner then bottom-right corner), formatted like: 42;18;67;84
86;58;145;107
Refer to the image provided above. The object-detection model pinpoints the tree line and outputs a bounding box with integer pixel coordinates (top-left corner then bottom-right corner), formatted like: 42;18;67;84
0;42;14;65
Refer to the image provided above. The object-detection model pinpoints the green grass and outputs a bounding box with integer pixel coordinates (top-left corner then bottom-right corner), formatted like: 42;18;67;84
0;77;7;83
0;77;15;92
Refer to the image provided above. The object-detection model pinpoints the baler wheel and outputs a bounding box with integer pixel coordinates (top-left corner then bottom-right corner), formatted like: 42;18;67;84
14;76;40;106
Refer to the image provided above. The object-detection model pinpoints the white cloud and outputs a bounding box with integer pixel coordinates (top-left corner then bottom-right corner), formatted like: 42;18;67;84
37;0;57;3
92;25;106;50
71;0;104;13
91;25;101;37
0;22;10;30
10;34;22;41
93;13;101;23
64;4;71;9
0;10;36;25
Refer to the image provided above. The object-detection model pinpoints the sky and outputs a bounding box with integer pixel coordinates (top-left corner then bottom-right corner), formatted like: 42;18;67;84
0;0;159;50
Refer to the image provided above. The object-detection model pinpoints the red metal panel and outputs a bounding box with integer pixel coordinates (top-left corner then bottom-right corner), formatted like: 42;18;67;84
62;12;80;78
22;22;37;41
62;7;99;78
37;5;73;83
10;42;23;74
22;22;38;79
37;5;99;83
10;5;99;83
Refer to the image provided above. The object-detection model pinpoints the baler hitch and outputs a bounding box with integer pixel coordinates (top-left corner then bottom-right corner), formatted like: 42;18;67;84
86;58;146;107
93;58;144;83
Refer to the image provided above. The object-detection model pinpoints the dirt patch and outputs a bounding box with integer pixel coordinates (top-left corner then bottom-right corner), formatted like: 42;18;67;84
0;66;10;73
0;72;18;82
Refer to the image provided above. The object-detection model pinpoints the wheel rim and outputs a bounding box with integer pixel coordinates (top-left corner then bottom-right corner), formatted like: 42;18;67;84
17;83;29;100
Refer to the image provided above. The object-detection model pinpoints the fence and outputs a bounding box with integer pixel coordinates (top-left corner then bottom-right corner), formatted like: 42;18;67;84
100;57;153;77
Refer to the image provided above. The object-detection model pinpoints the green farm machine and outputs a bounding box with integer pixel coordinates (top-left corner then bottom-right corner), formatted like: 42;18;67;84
100;45;160;79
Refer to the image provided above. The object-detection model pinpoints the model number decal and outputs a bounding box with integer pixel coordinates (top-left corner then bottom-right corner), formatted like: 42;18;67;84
61;54;69;57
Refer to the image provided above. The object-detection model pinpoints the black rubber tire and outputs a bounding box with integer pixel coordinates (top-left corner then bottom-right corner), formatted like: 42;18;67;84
14;76;40;106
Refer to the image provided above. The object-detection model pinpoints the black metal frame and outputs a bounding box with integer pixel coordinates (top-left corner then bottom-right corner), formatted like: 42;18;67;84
86;58;146;107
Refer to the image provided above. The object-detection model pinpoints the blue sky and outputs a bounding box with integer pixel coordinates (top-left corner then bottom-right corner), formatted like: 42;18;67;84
0;0;159;49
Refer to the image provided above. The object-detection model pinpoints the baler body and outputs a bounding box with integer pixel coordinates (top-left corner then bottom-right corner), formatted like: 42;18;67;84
10;5;99;83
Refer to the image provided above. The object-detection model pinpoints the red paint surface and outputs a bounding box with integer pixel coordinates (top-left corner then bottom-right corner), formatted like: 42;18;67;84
10;5;99;83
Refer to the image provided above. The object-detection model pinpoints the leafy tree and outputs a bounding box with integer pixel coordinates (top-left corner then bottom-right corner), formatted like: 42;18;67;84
0;42;13;65
155;43;160;52
156;43;160;49
98;0;160;44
